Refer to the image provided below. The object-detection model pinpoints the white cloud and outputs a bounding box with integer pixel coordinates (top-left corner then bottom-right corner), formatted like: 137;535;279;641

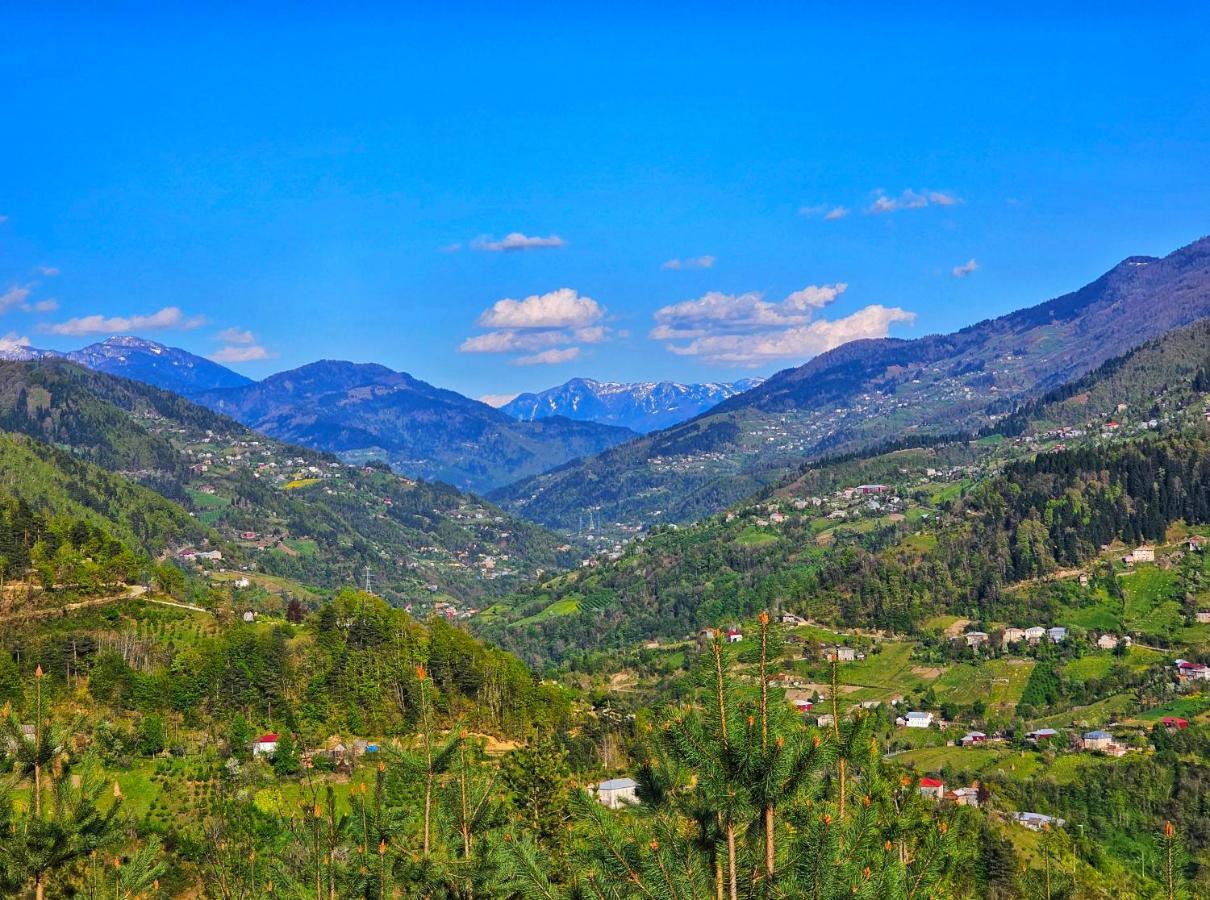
652;283;849;335
216;327;257;345
462;287;606;365
41;306;206;336
662;255;716;270
0;284;32;313
867;189;963;215
471;232;566;252
210;344;274;363
0;331;31;351
37;266;60;277
516;347;580;366
477;288;603;330
951;258;979;278
479;393;519;408
651;283;913;366
27;298;58;313
438;242;463;253
800;204;849;220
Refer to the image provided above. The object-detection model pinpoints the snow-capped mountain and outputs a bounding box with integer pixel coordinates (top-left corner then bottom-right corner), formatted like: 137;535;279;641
500;376;766;433
64;336;253;395
0;343;61;361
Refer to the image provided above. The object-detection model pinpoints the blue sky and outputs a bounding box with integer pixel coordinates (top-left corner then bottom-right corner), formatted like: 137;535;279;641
1;4;1208;401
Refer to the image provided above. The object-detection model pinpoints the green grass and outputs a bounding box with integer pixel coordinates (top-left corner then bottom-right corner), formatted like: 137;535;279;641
1061;653;1116;684
514;595;582;626
1132;694;1210;723
933;658;1034;711
836;642;935;697
284;538;319;556
735;526;778;548
187;488;230;524
1121;566;1184;638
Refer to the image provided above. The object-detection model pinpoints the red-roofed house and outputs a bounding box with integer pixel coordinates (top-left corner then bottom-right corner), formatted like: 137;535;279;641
726;628;743;644
1161;717;1189;730
252;733;280;756
918;777;945;801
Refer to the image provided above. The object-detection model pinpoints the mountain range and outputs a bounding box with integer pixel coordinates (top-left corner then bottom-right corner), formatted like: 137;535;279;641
490;235;1210;533
191;361;636;493
0;335;254;394
1;339;636;494
0;357;574;604
499;377;765;433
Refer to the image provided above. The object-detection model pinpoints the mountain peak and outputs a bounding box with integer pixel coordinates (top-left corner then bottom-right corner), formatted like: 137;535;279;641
501;376;766;433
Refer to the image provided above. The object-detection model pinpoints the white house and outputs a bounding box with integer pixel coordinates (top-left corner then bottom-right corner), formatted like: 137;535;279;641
918;777;945;800
1082;730;1114;752
726;628;743;644
1132;545;1155;563
252;733;280;756
779;613;806;626
1047;627;1068;644
964;631;990;649
1013;812;1065;831
1001;627;1026;647
594;777;639;809
1024;626;1047;645
1196;611;1210;624
826;646;856;662
903;711;933;729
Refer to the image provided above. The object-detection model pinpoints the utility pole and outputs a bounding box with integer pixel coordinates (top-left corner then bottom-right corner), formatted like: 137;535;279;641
363;565;373;595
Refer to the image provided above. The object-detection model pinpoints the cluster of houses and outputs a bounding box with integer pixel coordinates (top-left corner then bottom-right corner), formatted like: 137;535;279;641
917;778;981;808
1174;659;1210;682
965;625;1069;650
250;733;379;771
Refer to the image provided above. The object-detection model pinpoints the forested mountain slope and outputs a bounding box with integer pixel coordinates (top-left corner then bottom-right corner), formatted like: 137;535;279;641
0;359;575;607
480;319;1210;665
194;360;636;492
492;236;1210;535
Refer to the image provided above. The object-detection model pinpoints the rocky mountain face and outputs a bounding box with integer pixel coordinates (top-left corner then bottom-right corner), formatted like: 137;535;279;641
193;361;637;493
491;235;1210;534
501;377;765;433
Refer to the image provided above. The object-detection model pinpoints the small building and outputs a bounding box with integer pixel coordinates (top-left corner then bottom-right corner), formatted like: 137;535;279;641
1186;535;1206;552
1132;546;1155;563
726;628;743;644
594;777;639;810
918;777;945;801
1047;627;1068;644
946;787;980;808
252;733;280;756
1196;611;1210;624
1082;730;1113;751
1025;728;1059;744
242;610;257;623
960;731;987;747
779;613;806;626
964;631;990;649
1097;634;1122;650
903;711;933;729
1001;627;1026;647
793;699;814;713
815;713;835;728
1161;717;1189;730
1024;626;1047;645
826;646;856;662
1013;812;1065;831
